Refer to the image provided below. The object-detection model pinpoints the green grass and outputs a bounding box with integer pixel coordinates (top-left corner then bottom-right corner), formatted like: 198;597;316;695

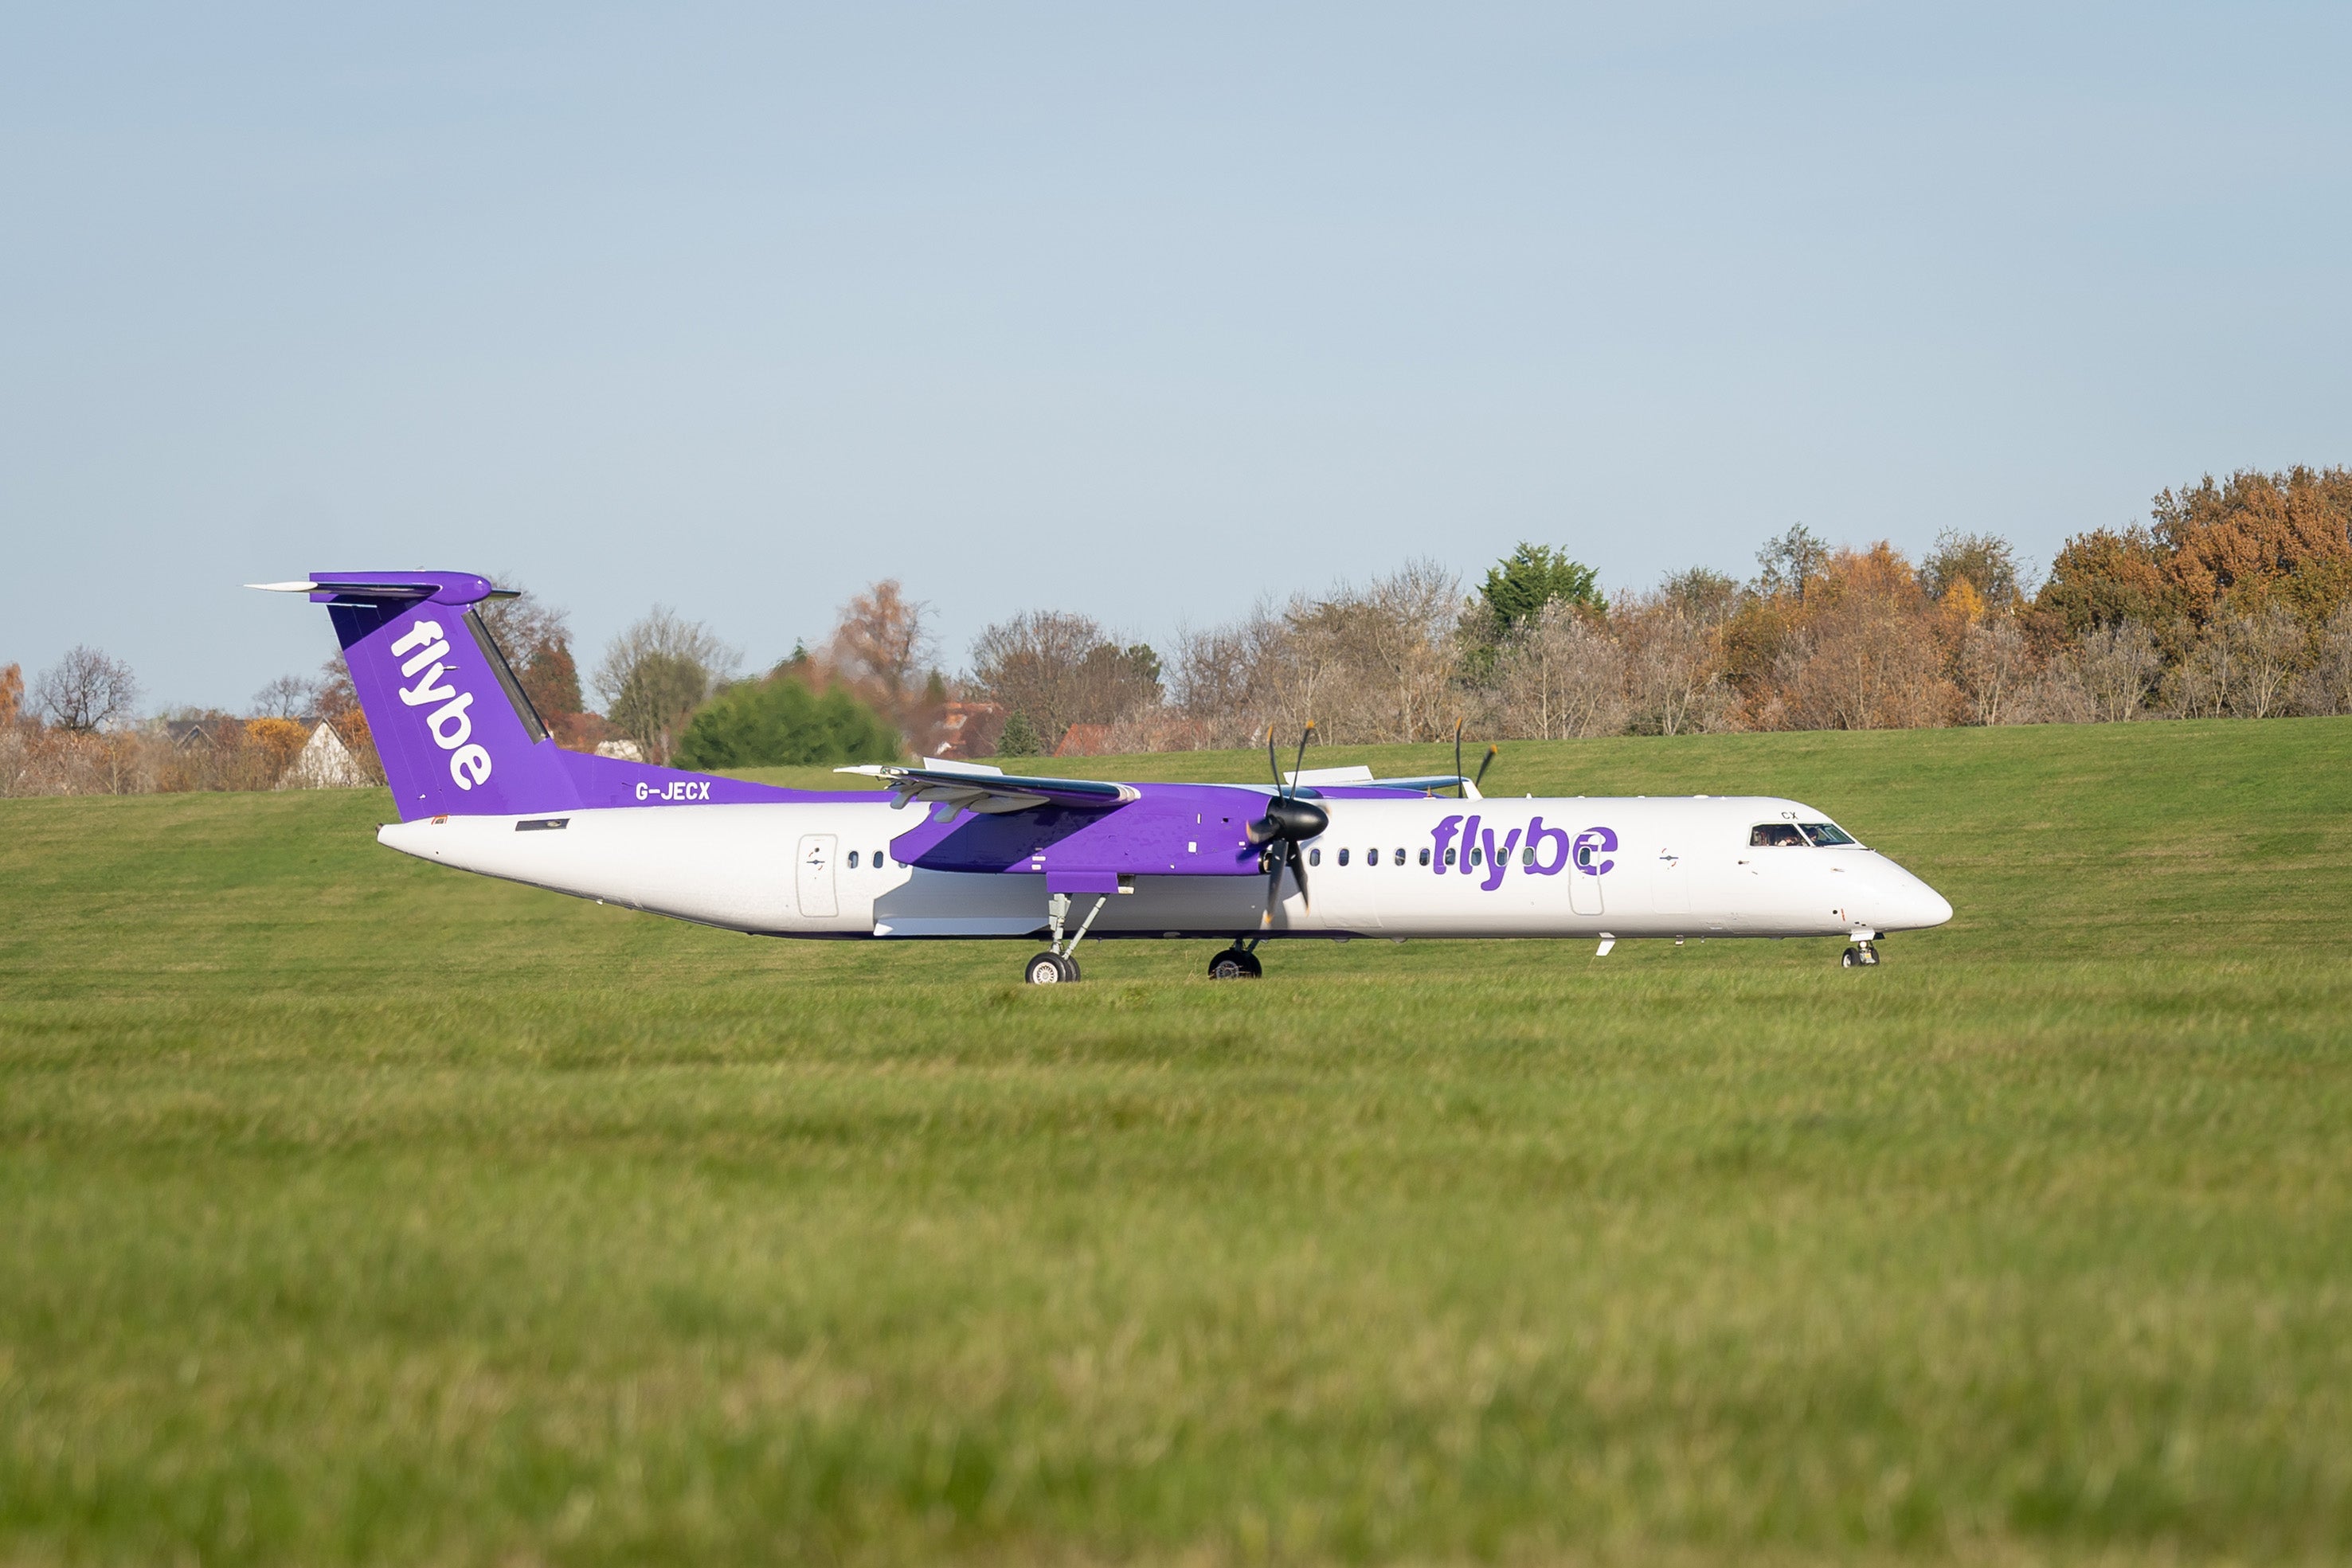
4;719;2352;1566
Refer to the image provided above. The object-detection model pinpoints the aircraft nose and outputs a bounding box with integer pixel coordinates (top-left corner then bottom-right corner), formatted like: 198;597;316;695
1875;859;1953;929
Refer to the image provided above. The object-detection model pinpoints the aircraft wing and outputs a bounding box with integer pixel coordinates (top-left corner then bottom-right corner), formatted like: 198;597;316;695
836;764;1141;815
1353;773;1475;796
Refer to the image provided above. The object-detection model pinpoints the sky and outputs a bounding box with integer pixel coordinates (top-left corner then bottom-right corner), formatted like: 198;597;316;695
4;2;2348;713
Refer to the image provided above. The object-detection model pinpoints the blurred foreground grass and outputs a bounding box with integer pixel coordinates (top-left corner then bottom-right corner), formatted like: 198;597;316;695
3;720;2351;1565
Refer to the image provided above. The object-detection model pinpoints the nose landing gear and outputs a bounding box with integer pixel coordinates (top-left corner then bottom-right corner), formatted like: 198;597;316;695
1840;940;1880;968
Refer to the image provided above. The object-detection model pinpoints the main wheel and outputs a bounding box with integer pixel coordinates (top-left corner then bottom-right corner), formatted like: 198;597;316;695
1207;948;1262;980
1057;952;1082;983
1860;946;1880;967
1024;952;1067;985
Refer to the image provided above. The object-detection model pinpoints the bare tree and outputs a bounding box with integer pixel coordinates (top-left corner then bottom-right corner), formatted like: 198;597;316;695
2292;604;2352;716
33;647;139;733
2164;608;2302;720
593;608;738;764
969;611;1160;749
1491;600;1628;739
250;675;315;720
1620;596;1735;736
2231;604;2306;719
1955;616;2032;725
2059;621;2158;721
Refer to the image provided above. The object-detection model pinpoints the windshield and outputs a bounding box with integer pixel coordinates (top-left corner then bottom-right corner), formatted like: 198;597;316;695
1799;822;1857;847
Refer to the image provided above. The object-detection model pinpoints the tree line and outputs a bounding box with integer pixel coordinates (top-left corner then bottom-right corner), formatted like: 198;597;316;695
6;463;2350;795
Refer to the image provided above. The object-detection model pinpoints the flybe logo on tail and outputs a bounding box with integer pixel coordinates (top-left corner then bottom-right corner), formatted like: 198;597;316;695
389;620;494;791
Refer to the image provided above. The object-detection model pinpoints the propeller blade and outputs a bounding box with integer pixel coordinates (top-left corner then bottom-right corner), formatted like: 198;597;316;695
1474;744;1500;792
1453;718;1466;799
1288;723;1315;796
1260;839;1310;927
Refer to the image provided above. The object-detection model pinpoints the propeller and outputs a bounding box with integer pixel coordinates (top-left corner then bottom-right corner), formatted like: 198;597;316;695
1249;723;1325;924
1450;719;1499;799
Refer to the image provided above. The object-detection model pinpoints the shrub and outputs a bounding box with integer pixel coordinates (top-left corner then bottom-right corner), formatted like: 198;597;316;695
671;674;898;770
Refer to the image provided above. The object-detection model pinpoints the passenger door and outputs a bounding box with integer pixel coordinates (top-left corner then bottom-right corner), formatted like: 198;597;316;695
796;834;839;919
1570;839;1605;916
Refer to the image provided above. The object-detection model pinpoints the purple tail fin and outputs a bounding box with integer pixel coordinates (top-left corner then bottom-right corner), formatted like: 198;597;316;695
274;571;844;820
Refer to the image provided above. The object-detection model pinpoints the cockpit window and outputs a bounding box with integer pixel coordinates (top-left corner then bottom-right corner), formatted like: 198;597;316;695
1750;823;1806;847
1799;823;1857;847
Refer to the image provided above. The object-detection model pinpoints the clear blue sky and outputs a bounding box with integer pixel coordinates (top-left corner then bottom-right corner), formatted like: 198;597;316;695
5;2;2347;712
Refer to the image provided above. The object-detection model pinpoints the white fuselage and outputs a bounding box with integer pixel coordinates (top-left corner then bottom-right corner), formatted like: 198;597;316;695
378;794;1954;944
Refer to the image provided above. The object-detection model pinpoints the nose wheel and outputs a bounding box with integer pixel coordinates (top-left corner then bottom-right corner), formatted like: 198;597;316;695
1840;942;1881;968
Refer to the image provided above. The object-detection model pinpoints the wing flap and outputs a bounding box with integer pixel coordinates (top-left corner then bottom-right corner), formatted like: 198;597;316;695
837;764;1139;813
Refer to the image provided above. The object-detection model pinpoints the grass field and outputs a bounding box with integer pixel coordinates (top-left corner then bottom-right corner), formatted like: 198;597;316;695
4;719;2352;1566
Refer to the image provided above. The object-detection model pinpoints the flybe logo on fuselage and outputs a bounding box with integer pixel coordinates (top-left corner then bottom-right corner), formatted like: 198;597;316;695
388;620;494;791
1428;813;1616;891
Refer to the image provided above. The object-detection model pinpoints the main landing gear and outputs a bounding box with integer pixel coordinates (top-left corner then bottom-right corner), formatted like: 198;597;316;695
1022;890;1109;984
1207;944;1262;980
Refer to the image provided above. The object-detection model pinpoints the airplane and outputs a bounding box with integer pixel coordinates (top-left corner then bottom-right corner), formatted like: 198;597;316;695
254;570;1955;981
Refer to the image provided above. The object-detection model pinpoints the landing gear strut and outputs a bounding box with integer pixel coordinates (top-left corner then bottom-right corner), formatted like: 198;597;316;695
1023;890;1109;984
1207;944;1262;980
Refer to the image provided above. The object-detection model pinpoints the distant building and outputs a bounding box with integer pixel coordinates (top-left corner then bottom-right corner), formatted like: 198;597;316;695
933;701;1004;760
1053;722;1114;757
162;718;241;751
594;739;644;762
278;721;370;788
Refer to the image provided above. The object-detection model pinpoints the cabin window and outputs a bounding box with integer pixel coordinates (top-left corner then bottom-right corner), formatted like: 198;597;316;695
1575;843;1593;868
1470;847;1483;866
847;850;860;869
1522;845;1535;866
1443;847;1456;866
1393;847;1405;866
1799;822;1857;847
1337;848;1350;866
1418;847;1430;866
1309;847;1321;866
1365;848;1376;866
875;849;886;866
1750;823;1806;847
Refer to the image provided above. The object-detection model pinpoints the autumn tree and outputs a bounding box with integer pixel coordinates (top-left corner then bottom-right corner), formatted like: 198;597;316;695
479;581;592;745
1922;530;2028;607
827;579;942;749
1781;545;1955;729
2151;466;2352;624
1754;525;1830;600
